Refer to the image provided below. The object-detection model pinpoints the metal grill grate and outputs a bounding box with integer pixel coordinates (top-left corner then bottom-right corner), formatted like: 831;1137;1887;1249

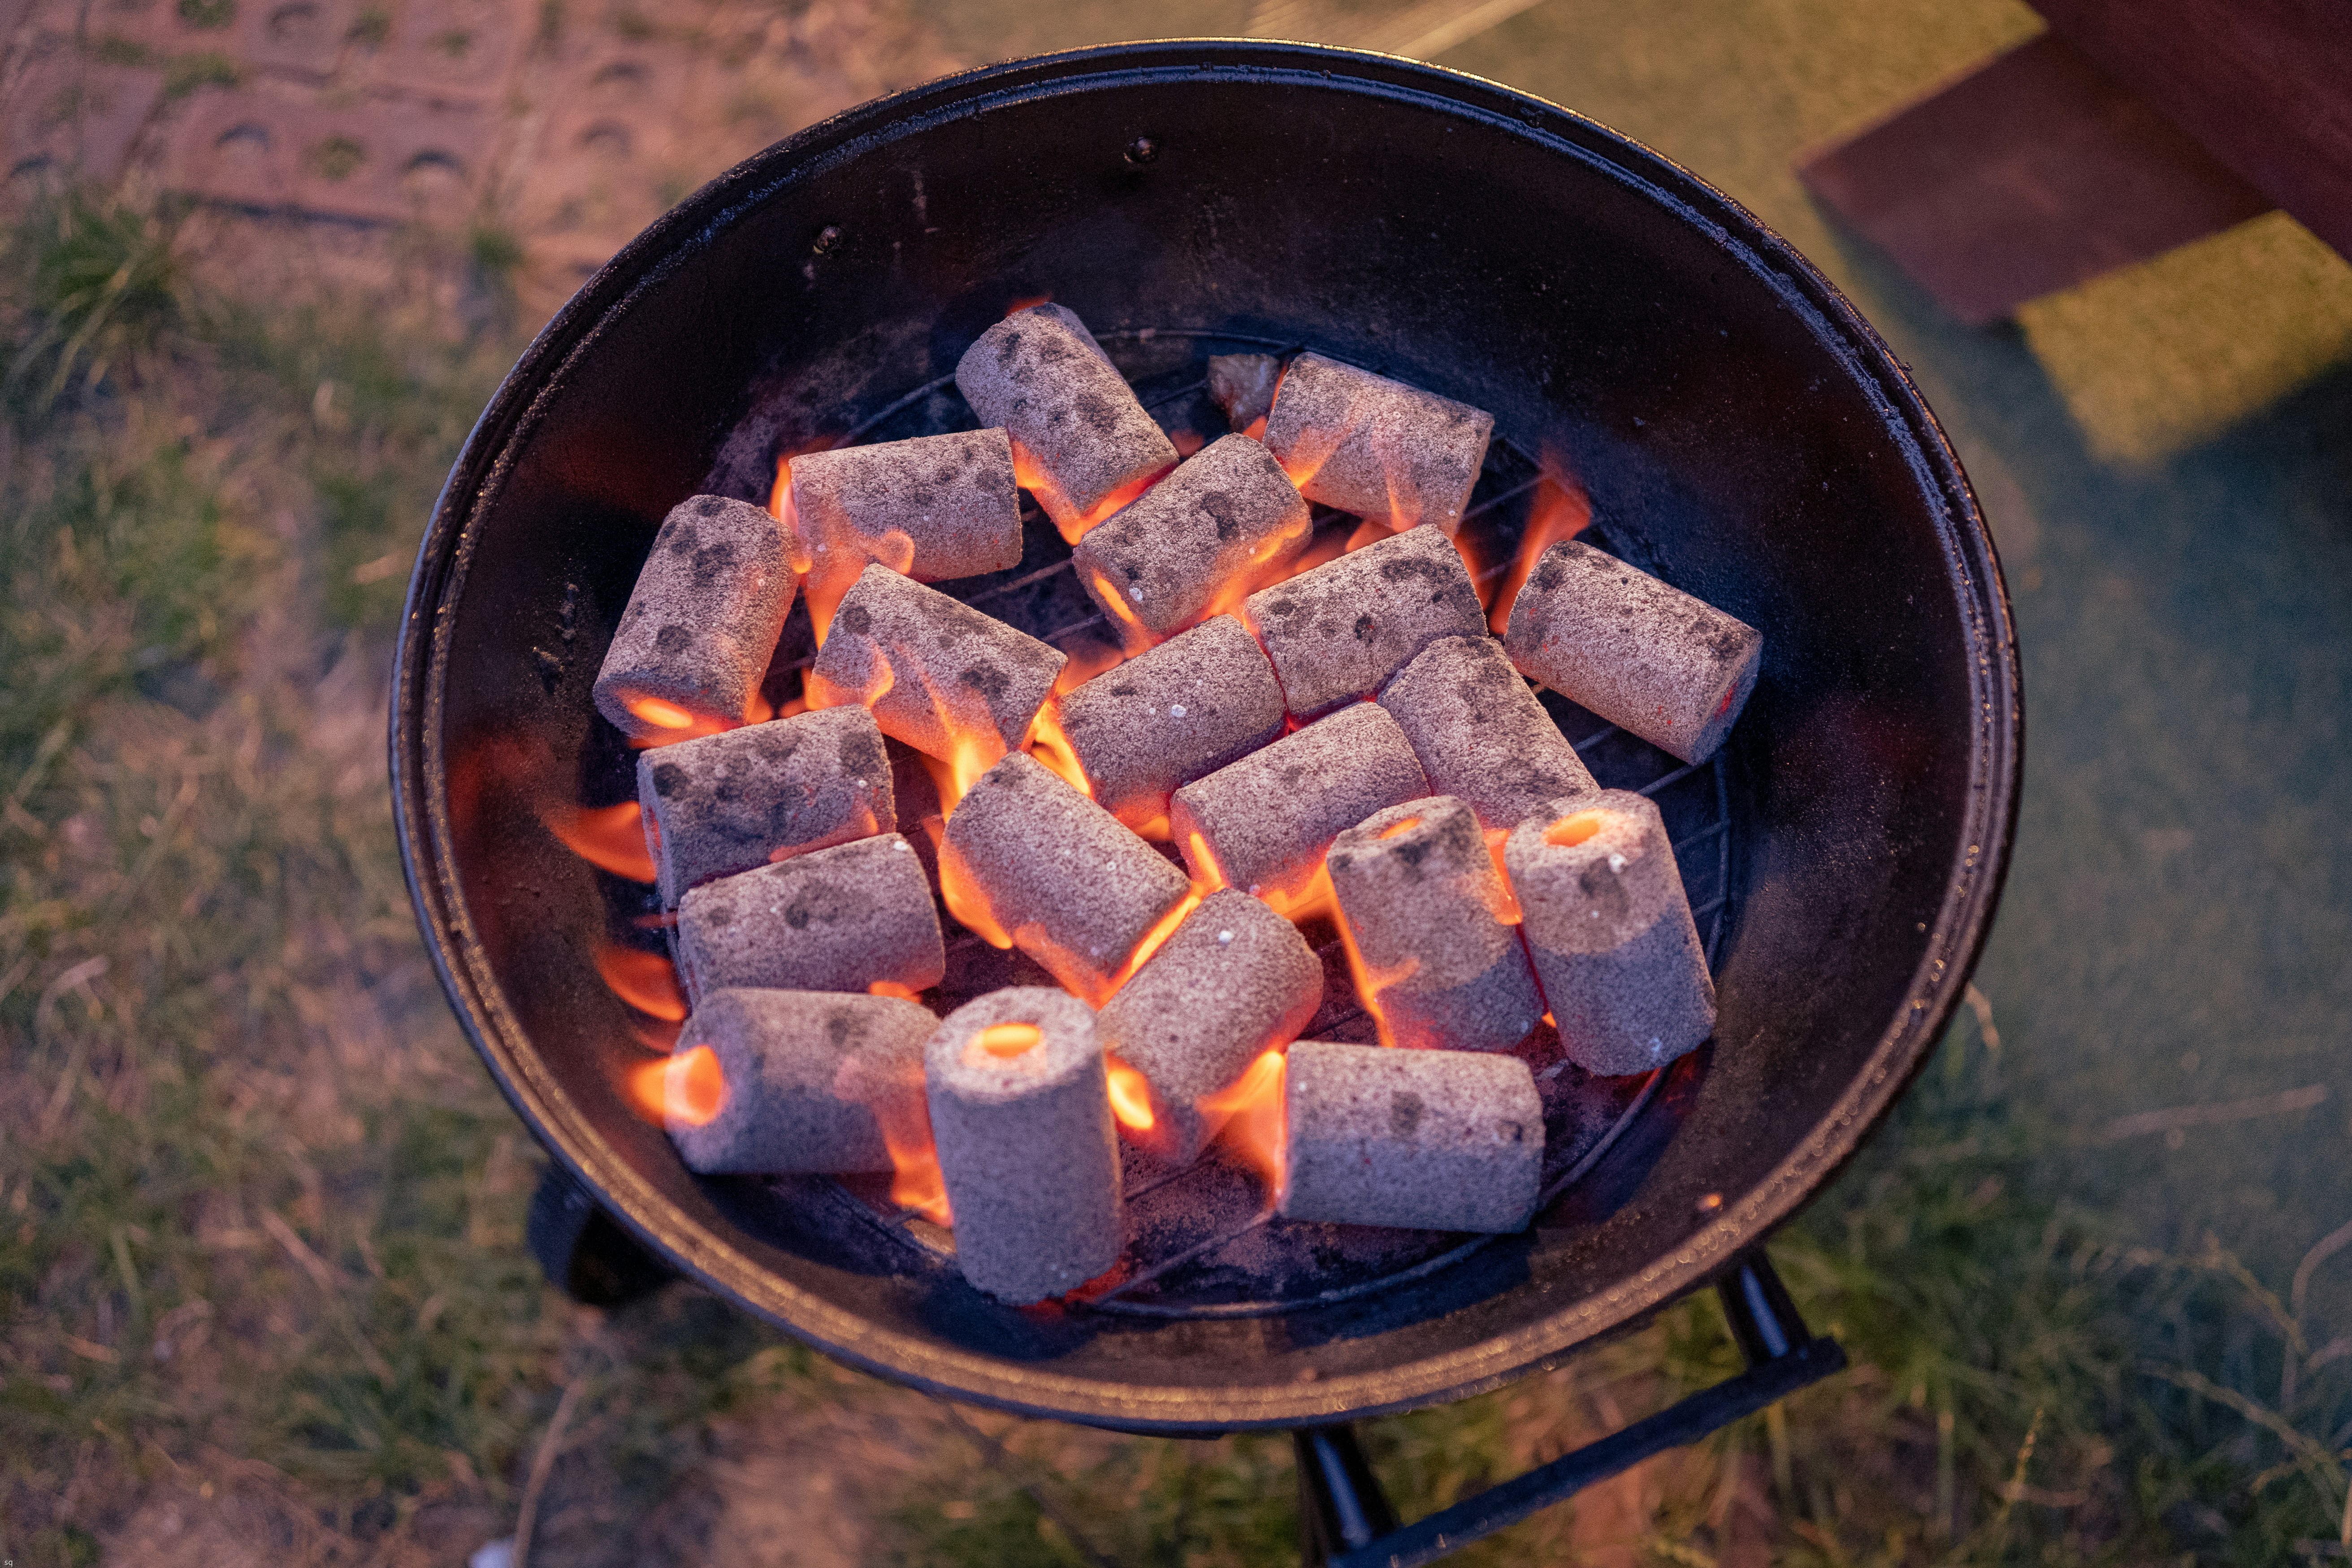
767;330;1734;1317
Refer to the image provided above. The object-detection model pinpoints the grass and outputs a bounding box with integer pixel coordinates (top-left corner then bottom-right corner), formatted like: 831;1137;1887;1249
2;186;2348;1566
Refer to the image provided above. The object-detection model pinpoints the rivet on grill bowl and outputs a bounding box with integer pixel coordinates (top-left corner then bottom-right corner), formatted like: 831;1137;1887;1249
1695;1192;1724;1214
1123;136;1158;166
811;225;842;254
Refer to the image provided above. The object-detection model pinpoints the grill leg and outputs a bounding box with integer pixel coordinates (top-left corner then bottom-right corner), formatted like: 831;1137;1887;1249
526;1162;675;1306
1295;1424;1399;1566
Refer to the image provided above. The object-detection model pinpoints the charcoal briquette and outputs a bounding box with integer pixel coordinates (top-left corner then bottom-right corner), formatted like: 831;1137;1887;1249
1260;353;1494;534
1377;634;1596;831
785;428;1024;586
1245;525;1487;718
675;832;944;1007
666;988;934;1174
594;494;798;742
1055;615;1285;835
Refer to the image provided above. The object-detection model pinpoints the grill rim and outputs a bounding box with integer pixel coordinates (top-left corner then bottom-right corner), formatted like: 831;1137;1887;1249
389;39;2022;1433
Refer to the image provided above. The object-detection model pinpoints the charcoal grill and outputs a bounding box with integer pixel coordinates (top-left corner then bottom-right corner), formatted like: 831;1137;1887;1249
393;40;2020;1562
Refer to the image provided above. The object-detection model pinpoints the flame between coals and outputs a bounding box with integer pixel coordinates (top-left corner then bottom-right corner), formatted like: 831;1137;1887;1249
544;800;657;883
1015;442;1174;547
1487;454;1591;633
1482;827;1523;925
596;943;687;1022
937;838;1014;949
1105;1053;1156;1132
1331;910;1418;1051
878;1098;952;1226
1025;701;1092;797
626;1043;725;1127
1202;1048;1287;1195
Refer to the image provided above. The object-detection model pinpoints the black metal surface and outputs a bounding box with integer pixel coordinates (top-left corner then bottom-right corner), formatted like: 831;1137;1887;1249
526;1162;675;1308
1319;1252;1844;1568
391;40;2020;1432
1297;1425;1400;1565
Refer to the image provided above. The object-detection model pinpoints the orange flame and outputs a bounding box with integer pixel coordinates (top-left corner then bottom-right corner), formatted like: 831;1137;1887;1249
1488;457;1591;633
622;693;736;746
1086;566;1161;654
1343;517;1395;554
596;943;688;1022
544;800;657;883
1332;907;1419;1050
1482;827;1523;925
1105;1054;1157;1131
868;979;922;1001
877;1097;952;1226
1194;512;1317;630
626;1044;725;1127
1025;700;1093;797
1203;1048;1288;1193
938;838;1014;949
1259;861;1338;926
1015;438;1173;546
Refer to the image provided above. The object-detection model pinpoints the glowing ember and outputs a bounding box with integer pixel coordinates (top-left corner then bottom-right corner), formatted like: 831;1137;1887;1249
973;1022;1043;1059
1487;455;1591;633
596;943;687;1021
1086;566;1159;654
1084;887;1205;1005
620;693;739;746
544;800;657;883
1105;1054;1157;1131
1546;809;1610;848
1377;815;1422;840
868;979;922;1000
1201;1048;1287;1194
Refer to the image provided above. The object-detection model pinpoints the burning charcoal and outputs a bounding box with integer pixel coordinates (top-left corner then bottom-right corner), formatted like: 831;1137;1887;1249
1278;1040;1543;1233
636;706;894;906
1071;434;1312;649
1245;525;1487;718
1094;889;1321;1165
1377;635;1596;831
939;753;1191;1005
784;429;1023;588
806;563;1066;765
1208;353;1282;433
1505;790;1715;1076
1169;702;1427;909
1328;797;1544;1053
954;304;1178;543
1503;539;1762;765
1260;353;1494;534
676;833;944;1007
925;988;1121;1303
1056;615;1285;835
594;494;798;742
666;988;933;1174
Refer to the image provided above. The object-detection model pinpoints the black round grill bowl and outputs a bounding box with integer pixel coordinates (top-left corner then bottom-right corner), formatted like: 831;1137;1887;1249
391;41;2020;1434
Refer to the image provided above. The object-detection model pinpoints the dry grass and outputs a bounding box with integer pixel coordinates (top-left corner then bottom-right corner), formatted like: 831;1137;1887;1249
4;188;2350;1568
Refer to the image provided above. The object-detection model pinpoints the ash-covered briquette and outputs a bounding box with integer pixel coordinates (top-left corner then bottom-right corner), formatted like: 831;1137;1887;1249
925;988;1120;1303
1377;635;1596;832
1505;789;1715;1076
1169;702;1427;905
1503;539;1763;765
1279;1040;1543;1233
785;429;1024;584
954;304;1178;541
594;494;798;742
1245;525;1488;718
666;988;934;1174
1071;435;1312;647
1260;353;1494;534
1056;615;1285;834
1094;890;1321;1165
1328;797;1543;1053
1207;353;1282;433
675;833;944;1008
636;706;894;906
806;563;1066;762
940;753;1192;1002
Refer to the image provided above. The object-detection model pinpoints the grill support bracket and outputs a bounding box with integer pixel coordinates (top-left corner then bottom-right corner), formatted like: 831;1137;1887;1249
1304;1252;1844;1568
